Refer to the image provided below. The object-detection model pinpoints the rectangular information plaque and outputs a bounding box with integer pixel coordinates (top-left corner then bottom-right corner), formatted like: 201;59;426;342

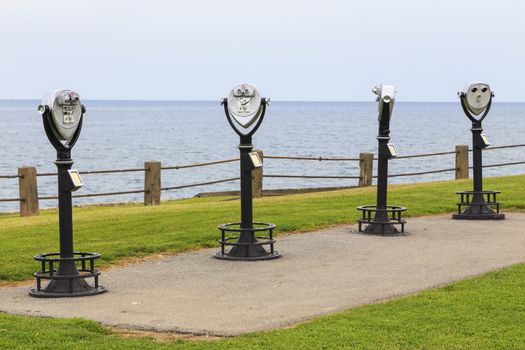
249;152;263;168
387;143;398;158
67;169;84;190
480;134;491;148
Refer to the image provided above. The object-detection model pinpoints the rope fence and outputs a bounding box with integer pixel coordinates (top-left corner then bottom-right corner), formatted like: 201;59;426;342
33;178;240;203
483;144;525;151
161;177;240;191
0;174;21;179
265;144;525;162
393;151;456;160
480;161;525;169
263;162;525;182
265;167;458;180
1;143;525;217
384;167;456;178
264;174;361;179
38;189;147;201
265;155;360;161
37;167;147;177
161;158;239;170
0;197;23;202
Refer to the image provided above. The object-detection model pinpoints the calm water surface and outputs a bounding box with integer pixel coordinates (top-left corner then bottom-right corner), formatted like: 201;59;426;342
1;100;524;212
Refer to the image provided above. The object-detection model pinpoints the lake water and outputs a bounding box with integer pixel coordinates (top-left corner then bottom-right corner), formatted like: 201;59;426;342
1;100;524;212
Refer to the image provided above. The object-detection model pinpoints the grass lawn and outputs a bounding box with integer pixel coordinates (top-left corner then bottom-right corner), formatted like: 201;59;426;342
0;175;524;349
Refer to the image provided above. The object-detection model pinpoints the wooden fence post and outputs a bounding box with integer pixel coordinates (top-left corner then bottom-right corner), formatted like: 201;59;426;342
144;161;161;205
455;145;469;180
18;166;39;217
359;152;374;187
252;149;263;198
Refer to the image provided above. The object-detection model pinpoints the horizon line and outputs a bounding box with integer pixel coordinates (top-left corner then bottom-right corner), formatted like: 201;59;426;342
1;98;525;104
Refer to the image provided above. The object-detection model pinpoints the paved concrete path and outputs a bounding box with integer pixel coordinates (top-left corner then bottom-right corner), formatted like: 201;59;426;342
1;214;525;336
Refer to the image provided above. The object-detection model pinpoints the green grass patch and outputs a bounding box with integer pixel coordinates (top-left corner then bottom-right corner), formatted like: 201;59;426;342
1;174;525;281
1;263;524;349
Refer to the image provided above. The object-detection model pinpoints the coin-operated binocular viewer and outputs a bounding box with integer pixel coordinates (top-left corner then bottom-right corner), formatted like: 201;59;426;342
215;84;280;260
452;83;504;220
29;90;106;298
357;85;407;235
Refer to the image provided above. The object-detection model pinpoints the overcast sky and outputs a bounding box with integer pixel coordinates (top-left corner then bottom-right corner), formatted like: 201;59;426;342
1;0;523;101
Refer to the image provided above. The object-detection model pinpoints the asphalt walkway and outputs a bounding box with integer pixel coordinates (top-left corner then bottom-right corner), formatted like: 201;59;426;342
1;214;524;336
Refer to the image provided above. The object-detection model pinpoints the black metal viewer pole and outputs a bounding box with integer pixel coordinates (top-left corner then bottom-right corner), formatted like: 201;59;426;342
374;107;392;224
56;157;76;276
224;133;271;257
239;135;254;230
215;83;280;260
472;122;484;194
357;84;407;235
30;90;106;298
452;82;504;220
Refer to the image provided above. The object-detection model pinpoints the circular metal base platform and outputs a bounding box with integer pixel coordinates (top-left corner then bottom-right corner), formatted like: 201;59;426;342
214;251;281;261
28;286;107;298
215;222;280;261
30;251;105;298
452;213;505;220
356;205;407;235
454;190;504;220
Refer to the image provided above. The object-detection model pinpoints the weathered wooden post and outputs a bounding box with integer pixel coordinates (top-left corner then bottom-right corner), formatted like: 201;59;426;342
18;166;39;217
252;149;263;198
455;145;469;180
144;161;161;205
358;152;374;187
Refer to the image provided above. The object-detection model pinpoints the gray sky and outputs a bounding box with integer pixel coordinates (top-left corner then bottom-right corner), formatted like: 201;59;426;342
1;0;524;101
